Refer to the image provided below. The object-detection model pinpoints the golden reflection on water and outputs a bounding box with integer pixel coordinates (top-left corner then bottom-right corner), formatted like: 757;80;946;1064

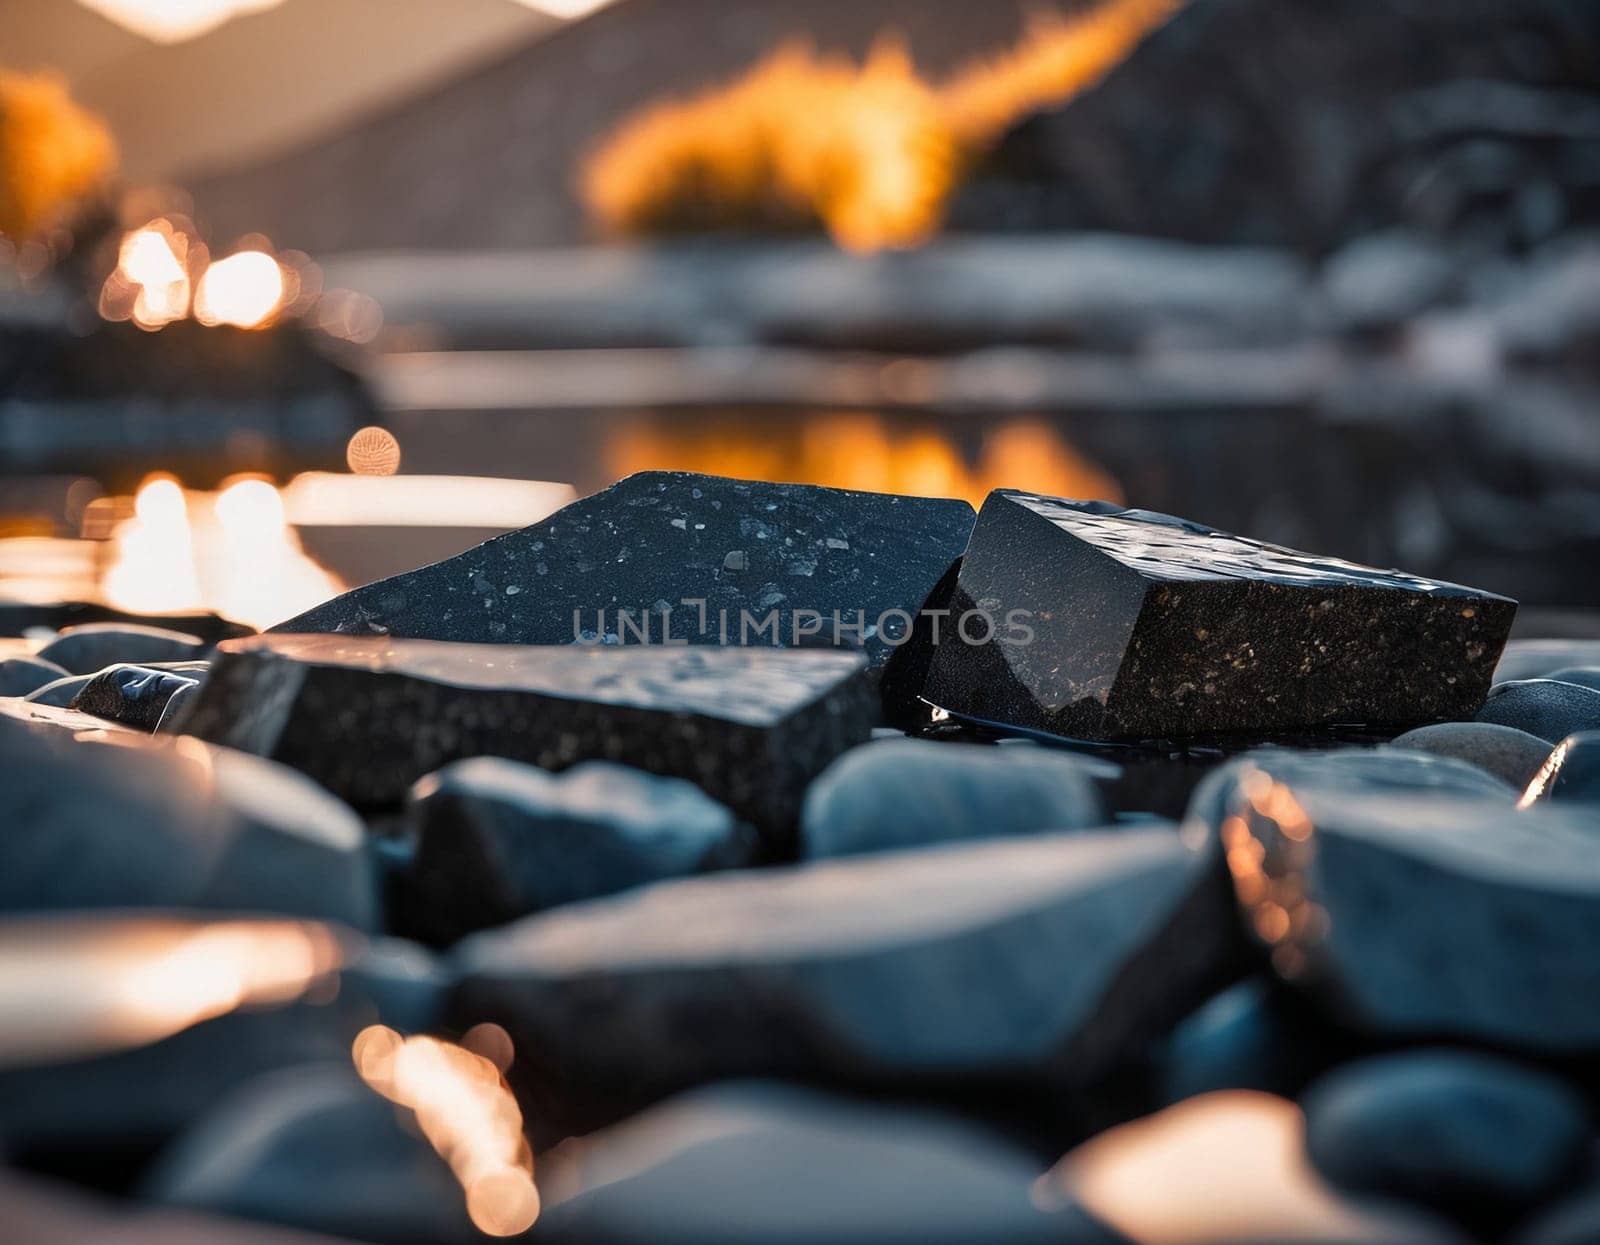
606;411;1124;510
353;1024;539;1237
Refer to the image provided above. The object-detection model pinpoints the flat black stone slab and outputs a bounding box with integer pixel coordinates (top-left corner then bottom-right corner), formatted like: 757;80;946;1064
182;635;875;842
448;827;1242;1140
922;491;1515;741
1210;756;1600;1052
272;471;974;677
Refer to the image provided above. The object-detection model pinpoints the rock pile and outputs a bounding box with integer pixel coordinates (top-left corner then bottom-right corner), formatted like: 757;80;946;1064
9;472;1600;1243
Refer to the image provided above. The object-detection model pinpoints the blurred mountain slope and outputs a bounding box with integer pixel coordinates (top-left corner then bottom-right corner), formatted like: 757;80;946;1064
184;0;1080;253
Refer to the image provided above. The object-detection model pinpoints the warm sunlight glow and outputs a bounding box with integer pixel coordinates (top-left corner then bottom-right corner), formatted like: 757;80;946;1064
354;1025;540;1236
103;221;194;329
103;474;346;628
0;71;117;240
345;426;402;476
607;413;1124;510
194;249;286;328
104;473;204;613
76;0;285;43
0;917;343;1066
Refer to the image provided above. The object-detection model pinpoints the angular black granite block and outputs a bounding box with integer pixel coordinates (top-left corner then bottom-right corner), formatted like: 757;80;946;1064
922;492;1516;741
1209;756;1600;1052
448;827;1243;1140
272;472;975;680
182;635;875;843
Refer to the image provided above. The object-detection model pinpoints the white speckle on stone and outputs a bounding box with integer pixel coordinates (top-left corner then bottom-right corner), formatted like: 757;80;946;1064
670;517;687;530
505;585;521;595
723;550;748;571
826;537;850;550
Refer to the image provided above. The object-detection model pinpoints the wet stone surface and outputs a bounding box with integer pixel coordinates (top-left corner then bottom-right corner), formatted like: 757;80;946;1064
1475;679;1600;744
1303;1050;1591;1220
181;635;875;845
448;826;1242;1140
70;665;203;733
273;471;975;678
921;491;1514;741
392;757;755;946
1207;758;1600;1051
534;1082;1093;1245
1390;722;1555;791
142;1064;478;1245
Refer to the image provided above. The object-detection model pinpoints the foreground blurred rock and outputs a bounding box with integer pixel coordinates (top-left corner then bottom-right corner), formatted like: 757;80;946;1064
0;656;69;698
1043;1091;1467;1244
0;921;438;1175
182;636;874;845
922;491;1514;740
1205;758;1600;1050
0;714;377;927
36;623;207;676
798;737;1108;858
1302;1051;1590;1222
142;1065;480;1245
392;758;755;946
536;1081;1097;1244
450;826;1242;1140
0;1169;361;1245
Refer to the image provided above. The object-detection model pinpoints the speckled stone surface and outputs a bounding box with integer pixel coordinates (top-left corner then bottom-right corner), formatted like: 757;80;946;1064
272;471;975;675
1210;758;1600;1052
71;664;202;732
921;492;1516;741
182;635;875;842
448;827;1242;1140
